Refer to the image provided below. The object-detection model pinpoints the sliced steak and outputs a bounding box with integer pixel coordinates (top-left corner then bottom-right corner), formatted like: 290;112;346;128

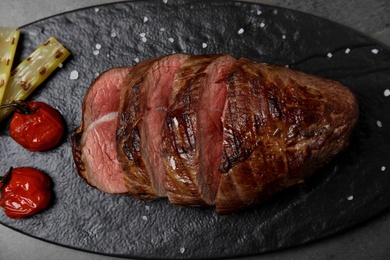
71;67;131;194
140;53;190;196
116;58;161;200
162;54;224;206
162;54;236;206
216;58;359;214
197;54;236;205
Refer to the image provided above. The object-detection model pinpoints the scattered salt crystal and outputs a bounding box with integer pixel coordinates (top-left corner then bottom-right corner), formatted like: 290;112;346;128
94;8;99;12
237;28;244;34
139;33;147;42
202;42;208;48
347;196;354;201
93;50;99;55
160;27;166;31
95;43;102;50
282;34;286;40
69;70;79;80
145;205;150;210
345;48;351;54
111;31;117;37
58;63;63;68
107;54;110;58
273;9;278;15
95;72;99;77
168;37;174;43
179;247;185;254
260;22;265;28
163;0;168;3
377;120;383;127
371;48;379;54
384;89;390;97
142;216;148;221
327;53;332;58
381;166;386;171
143;16;149;23
134;57;140;63
257;10;262;15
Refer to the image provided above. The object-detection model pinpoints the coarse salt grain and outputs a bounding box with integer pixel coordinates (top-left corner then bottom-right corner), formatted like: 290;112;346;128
160;27;166;31
381;166;386;171
111;31;117;37
377;120;383;127
237;28;244;34
139;32;146;37
168;37;174;43
58;63;63;68
384;89;390;97
95;43;102;50
93;50;99;55
260;22;265;28
257;10;262;15
107;54;110;58
141;37;147;43
145;205;150;210
163;0;168;3
345;48;351;54
142;216;148;221
143;16;149;23
180;247;185;254
202;42;208;48
282;35;286;39
371;48;379;54
95;8;99;12
347;196;354;201
134;58;140;63
70;70;79;80
327;53;332;58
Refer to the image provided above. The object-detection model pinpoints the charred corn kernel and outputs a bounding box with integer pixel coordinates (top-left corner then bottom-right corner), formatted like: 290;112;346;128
0;27;20;104
0;36;70;121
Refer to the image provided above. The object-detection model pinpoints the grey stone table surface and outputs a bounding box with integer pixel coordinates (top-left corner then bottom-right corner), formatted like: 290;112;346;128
0;0;389;260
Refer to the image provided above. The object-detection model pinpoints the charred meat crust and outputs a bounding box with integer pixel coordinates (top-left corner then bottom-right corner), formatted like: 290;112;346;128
216;58;358;214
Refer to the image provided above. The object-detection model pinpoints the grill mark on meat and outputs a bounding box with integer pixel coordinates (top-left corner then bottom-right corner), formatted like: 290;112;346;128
162;55;222;206
216;58;358;214
162;54;236;206
116;58;162;199
141;53;190;197
71;67;131;194
197;54;236;204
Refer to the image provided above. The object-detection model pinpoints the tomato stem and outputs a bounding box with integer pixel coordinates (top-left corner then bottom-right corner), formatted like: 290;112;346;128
0;167;12;185
0;101;37;115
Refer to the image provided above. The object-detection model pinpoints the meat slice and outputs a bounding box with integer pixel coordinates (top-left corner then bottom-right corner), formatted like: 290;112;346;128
116;54;189;199
216;58;359;214
162;55;221;206
197;55;236;204
162;54;236;206
71;67;131;194
140;53;189;196
116;58;161;199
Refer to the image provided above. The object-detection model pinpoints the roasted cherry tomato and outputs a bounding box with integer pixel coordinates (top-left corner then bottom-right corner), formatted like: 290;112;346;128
5;101;65;151
0;167;52;219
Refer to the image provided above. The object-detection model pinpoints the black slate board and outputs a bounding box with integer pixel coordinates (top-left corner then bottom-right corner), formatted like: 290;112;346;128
1;0;390;259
